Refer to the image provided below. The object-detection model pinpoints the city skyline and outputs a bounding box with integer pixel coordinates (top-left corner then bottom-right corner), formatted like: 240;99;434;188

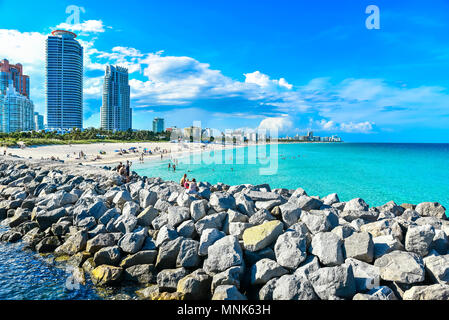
0;0;448;142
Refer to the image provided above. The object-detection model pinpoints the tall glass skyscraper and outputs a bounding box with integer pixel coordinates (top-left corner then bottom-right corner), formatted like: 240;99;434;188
0;59;30;98
0;81;34;133
101;65;131;131
153;117;165;133
46;30;83;130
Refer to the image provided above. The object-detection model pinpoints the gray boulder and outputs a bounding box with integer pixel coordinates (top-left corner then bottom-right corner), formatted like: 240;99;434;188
374;251;425;284
203;235;244;273
279;202;302;227
124;264;156;284
86;233;117;254
195;212;227;234
423;254;449;284
272;273;318;300
344;198;369;211
118;229;146;254
176;239;201;268
136;206;158;227
309;232;344;266
177;220;196;238
190;200;207;221
167;206;190;229
274;231;307;269
373;234;404;259
156;237;184;269
212;285;246;300
300;209;339;234
157;267;188;292
93;246;121;266
250;258;288;285
403;284;449;300
405;224;435;257
155;225;178;247
177;269;212;300
199;228;226;256
211;266;242;292
120;250;158;268
345;258;380;292
209;192;236;212
343;232;374;263
308;264;356;300
415;202;446;220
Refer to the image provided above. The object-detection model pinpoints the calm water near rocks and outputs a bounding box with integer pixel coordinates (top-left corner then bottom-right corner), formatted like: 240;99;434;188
0;227;138;300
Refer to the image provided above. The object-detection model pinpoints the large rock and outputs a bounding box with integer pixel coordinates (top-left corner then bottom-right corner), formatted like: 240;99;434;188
374;251;425;284
177;269;212;300
300;210;339;234
345;258;380;292
343;232;374;263
423;254;449;284
124;264;156;284
190;200;207;221
54;230;88;256
167;206;190;229
405;225;435;257
209;192;236;212
272;273;318;300
308;264;356;300
112;190;132;207
86;233;117;254
120;202;140;218
195;212;227;235
235;193;256;216
211;266;242;292
139;189;157;208
157;267;188;292
292;195;323;211
91;265;123;285
250;258;288;285
228;222;252;240
279;202;302;227
199;228;226;256
248;209;276;225
415;202;446;220
322;193;339;206
203;236;244;273
176;239;201;268
93;246;121;266
120;250;158;268
274;231;307;269
403;284;449;300
136;206;158;227
35;208;66;230
155;225;178;247
242;220;284;252
372;234;404;259
156;237;184;269
113;214;138;233
35;236;61;253
344;198;369;211
212;285;246;300
177;220;196;239
360;219;403;241
309;232;344;266
353;286;397;300
118;229;146;254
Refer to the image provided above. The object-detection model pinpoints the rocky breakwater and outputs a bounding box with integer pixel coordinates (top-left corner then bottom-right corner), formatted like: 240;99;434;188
0;158;449;300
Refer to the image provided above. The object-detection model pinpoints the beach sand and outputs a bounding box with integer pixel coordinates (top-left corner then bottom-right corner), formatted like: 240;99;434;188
3;141;245;166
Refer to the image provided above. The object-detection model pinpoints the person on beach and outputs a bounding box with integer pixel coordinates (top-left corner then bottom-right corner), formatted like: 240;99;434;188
184;179;190;189
125;160;132;183
116;162;123;172
188;178;198;194
173;164;176;172
180;174;187;186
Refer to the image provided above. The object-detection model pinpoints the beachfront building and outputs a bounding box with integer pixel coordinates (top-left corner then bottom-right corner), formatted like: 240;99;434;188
34;112;44;131
101;65;131;132
46;30;83;130
153;117;164;133
0;81;34;133
0;59;30;98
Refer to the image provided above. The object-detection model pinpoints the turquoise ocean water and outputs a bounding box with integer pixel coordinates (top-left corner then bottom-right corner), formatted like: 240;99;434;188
133;143;449;210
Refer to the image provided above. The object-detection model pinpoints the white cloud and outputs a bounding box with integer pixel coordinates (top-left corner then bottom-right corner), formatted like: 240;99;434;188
258;116;293;133
54;20;107;34
244;71;293;90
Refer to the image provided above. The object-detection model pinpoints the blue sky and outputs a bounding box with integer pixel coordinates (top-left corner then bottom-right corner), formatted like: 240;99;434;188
1;0;449;142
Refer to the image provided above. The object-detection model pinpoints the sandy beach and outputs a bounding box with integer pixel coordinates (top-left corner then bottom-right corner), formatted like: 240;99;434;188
2;141;246;167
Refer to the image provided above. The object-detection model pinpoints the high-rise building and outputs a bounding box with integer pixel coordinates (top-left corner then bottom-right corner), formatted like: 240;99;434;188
0;81;34;133
0;59;30;98
101;65;131;131
34;112;44;131
46;30;83;130
153;117;165;133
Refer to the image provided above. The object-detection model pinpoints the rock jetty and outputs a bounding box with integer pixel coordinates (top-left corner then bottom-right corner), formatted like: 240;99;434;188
0;158;448;300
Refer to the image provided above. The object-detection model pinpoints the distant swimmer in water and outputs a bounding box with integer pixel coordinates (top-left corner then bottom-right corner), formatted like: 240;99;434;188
168;163;171;170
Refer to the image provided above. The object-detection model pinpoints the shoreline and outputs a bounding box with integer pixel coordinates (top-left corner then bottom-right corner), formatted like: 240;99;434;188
0;157;448;300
